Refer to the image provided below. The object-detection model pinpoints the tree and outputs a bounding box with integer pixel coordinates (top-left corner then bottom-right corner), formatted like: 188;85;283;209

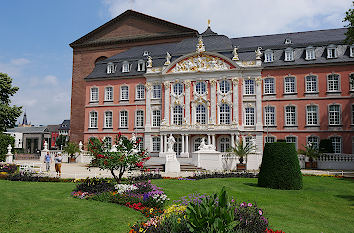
344;2;354;44
87;133;150;184
0;73;22;132
227;138;256;164
56;135;67;149
298;143;322;163
63;142;80;161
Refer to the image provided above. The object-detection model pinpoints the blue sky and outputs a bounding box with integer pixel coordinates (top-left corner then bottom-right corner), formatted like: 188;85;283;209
0;0;352;125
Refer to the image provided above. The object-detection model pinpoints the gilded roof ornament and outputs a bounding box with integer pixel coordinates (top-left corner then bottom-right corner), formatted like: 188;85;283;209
164;52;171;66
147;56;153;68
196;36;205;53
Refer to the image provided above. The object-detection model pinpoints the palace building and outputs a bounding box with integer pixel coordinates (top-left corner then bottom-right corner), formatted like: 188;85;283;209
70;10;354;168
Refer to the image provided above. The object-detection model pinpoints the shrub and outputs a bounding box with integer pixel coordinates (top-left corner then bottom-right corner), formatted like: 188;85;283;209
73;177;115;194
258;142;303;190
0;134;15;162
0;163;17;173
319;139;334;153
189;171;257;180
234;202;268;233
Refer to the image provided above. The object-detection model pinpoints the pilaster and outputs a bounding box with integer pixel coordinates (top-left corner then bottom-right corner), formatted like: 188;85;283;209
184;80;191;125
255;76;263;130
210;79;217;124
163;81;170;125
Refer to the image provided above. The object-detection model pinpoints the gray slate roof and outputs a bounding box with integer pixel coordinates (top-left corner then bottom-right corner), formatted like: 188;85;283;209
59;120;70;130
86;27;353;80
7;126;49;134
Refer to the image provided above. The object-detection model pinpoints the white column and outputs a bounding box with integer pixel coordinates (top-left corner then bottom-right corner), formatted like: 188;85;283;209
181;134;185;153
210;79;217;124
184;80;191;124
207;135;211;144
185;135;189;153
145;83;152;130
231;134;235;147
164;81;170;125
255;77;263;130
164;134;168;152
232;78;239;125
160;135;163;152
212;134;216;146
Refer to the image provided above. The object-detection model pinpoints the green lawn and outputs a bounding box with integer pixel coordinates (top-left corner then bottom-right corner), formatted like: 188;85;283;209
0;176;353;233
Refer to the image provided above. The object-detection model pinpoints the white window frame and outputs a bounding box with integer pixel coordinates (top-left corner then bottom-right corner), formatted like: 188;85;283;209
264;106;275;126
119;110;128;128
152;136;160;152
284;48;294;61
328;104;341;126
104;111;113;128
327;73;340;92
196;104;207;125
284;76;296;94
136;137;144;151
264;49;274;62
330;136;342;153
307;135;319;148
136;84;145;100
120;86;129;101
244;79;255;95
135;110;144;128
305;47;315;60
152;84;161;99
263;77;275;94
305;75;318;93
90;87;99;102
107;62;116;74
173;83;183;96
245;107;255;126
327;45;337;59
219;137;231;152
152;110;161;127
306;105;318;126
285;105;297;126
104;136;112;149
173;105;183;125
104;86;113;101
265;136;276;143
195;82;206;95
89;111;98;128
350;73;354;91
219;104;231;125
219;80;230;94
122;61;130;73
285;136;298;149
137;60;145;71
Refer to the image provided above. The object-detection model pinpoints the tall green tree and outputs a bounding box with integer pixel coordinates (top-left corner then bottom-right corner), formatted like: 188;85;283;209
0;73;22;132
343;2;354;44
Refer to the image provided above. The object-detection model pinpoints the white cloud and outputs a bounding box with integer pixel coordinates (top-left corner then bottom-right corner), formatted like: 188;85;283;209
102;0;351;37
11;58;30;66
44;75;58;86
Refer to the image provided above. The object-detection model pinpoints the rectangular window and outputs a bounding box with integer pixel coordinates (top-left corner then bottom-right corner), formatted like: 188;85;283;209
307;136;319;148
137;137;144;151
306;105;318;126
327;74;340;92
90;87;98;102
136;110;144;128
120;111;128;128
152;137;160;152
104;111;113;128
89;112;98;128
264;78;275;94
265;136;275;143
305;75;317;93
284;76;296;93
152;110;161;127
245;107;255;126
329;105;341;125
286;136;297;149
153;85;161;99
122;63;130;73
137;61;145;71
285;50;294;61
350;74;354;91
306;49;315;60
136;85;145;100
264;52;273;62
120;86;129;100
105;87;113;101
327;48;336;58
104;137;112;148
285;106;296;126
264;106;275;126
244;79;255;95
331;137;342;153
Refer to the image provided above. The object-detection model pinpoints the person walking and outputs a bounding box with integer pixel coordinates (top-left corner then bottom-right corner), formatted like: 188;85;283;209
54;152;63;177
44;152;51;172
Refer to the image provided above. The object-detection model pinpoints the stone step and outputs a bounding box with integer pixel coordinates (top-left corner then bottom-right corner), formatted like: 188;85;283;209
143;163;205;172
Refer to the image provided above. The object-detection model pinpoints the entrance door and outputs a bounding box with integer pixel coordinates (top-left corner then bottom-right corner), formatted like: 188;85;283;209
173;136;182;156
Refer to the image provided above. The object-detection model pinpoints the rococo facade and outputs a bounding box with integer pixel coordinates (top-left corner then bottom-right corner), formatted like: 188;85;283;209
70;10;354;168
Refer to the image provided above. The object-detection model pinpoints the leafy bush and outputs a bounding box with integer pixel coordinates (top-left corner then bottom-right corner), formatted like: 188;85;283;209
258;142;303;190
234;202;268;233
73;177;115;194
7;172;60;182
319;139;334;153
0;133;15;162
0;163;17;173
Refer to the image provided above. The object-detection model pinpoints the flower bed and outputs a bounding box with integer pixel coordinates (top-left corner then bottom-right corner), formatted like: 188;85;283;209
0;163;17;174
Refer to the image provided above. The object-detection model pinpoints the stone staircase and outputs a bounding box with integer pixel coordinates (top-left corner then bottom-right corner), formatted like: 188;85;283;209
143;163;205;172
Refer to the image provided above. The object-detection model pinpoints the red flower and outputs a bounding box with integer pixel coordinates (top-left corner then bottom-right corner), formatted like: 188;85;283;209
104;160;108;165
97;154;104;158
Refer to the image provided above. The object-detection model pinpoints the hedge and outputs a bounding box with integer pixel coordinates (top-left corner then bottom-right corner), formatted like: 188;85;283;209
258;142;303;190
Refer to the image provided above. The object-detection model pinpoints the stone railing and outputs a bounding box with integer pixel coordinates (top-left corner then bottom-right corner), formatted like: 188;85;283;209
221;152;262;171
298;153;354;170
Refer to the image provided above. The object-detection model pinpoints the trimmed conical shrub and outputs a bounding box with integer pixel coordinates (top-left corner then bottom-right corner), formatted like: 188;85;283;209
258;142;302;190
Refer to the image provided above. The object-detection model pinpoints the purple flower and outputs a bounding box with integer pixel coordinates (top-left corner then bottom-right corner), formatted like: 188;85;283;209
248;203;252;207
259;209;263;215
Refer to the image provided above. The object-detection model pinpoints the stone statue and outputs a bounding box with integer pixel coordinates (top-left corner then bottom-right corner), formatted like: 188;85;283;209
167;134;176;152
198;137;216;151
232;46;239;61
131;133;136;143
196;36;205;53
198;137;206;150
255;47;262;60
164;52;171;66
147;56;153;68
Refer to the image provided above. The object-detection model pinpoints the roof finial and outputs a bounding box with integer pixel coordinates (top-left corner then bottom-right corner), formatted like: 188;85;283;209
208;19;211;28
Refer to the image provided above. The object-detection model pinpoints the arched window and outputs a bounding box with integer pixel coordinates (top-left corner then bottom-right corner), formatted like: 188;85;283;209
136;84;145;99
104;111;113;128
137;60;145;71
89;111;98;128
95;56;107;64
219;104;230;124
136;110;144;128
173;83;183;95
119;111;128;128
219;137;230;152
120;86;129;100
196;104;206;124
219;80;230;93
107;62;115;74
173;106;183;125
122;61;131;73
195;82;206;95
90;87;98;102
104;86;113;101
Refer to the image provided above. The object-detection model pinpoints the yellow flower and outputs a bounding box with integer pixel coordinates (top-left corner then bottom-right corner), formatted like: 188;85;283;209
177;218;181;223
150;208;154;213
184;215;187;219
139;228;144;232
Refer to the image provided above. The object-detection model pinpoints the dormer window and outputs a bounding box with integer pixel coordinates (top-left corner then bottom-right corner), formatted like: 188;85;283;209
143;51;149;56
305;46;315;60
264;49;274;62
327;44;337;59
284;38;292;44
284;48;294;61
122;61;131;73
137;60;145;71
107;62;116;74
350;46;354;57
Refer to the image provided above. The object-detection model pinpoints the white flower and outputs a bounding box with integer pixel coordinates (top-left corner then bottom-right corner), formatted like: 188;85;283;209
114;184;138;194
